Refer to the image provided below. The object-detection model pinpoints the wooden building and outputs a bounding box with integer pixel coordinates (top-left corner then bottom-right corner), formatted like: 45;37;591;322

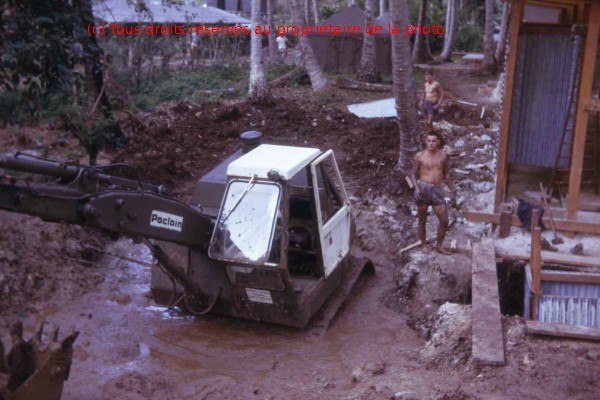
477;0;600;235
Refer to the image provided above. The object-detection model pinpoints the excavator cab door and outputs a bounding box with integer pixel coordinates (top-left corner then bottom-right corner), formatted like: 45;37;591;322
310;150;351;277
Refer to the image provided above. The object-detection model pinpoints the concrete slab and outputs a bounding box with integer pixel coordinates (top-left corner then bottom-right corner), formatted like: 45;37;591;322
472;237;506;366
347;98;396;119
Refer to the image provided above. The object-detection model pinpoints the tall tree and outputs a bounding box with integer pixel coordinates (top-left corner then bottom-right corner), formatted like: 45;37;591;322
389;0;419;174
440;0;457;61
412;0;433;63
356;0;380;82
312;0;321;24
289;0;329;93
305;0;311;24
248;0;271;102
495;0;510;65
482;0;496;71
267;0;281;63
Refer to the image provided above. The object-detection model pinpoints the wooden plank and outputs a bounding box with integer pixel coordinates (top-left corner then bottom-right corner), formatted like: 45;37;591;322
530;225;542;318
494;242;600;269
541;272;600;285
494;0;525;208
472;238;505;366
567;4;600;221
526;321;600;341
465;210;600;235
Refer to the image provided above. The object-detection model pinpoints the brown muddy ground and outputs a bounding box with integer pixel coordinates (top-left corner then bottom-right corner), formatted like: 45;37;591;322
1;66;600;399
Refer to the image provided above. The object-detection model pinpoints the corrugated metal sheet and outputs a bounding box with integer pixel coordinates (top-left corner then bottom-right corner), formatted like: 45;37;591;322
524;268;600;328
94;0;251;25
537;295;599;327
507;32;582;168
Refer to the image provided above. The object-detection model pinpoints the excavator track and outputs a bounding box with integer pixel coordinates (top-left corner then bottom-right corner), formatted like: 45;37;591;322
308;254;375;336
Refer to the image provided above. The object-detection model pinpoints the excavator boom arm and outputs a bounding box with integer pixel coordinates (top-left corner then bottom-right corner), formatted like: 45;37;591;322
0;153;212;248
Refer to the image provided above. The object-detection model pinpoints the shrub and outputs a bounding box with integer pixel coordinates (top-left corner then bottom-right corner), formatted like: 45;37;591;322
455;24;484;52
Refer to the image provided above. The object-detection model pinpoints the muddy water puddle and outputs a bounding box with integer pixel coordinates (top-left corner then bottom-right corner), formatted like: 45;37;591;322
21;239;431;399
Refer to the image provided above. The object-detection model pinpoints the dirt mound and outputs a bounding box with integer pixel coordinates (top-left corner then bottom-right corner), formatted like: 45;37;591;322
114;98;402;199
0;211;107;314
420;302;472;368
381;252;472;338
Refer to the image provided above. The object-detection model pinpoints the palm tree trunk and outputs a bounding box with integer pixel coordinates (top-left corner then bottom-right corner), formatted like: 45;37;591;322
389;0;420;174
312;0;320;24
248;0;271;102
305;0;311;25
440;0;456;61
267;0;281;62
412;0;433;63
289;0;329;93
483;0;496;70
495;1;510;65
356;0;380;82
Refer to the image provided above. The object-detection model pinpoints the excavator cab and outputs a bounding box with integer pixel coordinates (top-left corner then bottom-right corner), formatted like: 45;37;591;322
176;143;371;328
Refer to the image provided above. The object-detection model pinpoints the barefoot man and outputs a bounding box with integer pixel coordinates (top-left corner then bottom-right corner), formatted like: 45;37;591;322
410;131;456;254
421;70;444;127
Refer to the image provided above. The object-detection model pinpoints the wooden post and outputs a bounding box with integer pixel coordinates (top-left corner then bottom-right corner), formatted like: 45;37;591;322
499;210;512;238
530;223;542;320
494;0;524;209
567;4;600;222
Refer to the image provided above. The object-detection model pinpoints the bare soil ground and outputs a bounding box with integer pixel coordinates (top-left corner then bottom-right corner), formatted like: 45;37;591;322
1;65;600;399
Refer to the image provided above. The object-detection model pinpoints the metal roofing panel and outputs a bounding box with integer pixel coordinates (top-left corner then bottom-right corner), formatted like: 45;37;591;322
507;32;581;167
524;269;600;328
93;0;251;25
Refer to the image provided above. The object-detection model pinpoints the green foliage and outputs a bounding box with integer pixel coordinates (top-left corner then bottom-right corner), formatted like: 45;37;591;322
0;0;92;123
407;0;446;54
131;65;246;109
44;86;119;165
316;92;334;104
266;63;296;80
455;24;484;52
320;4;341;20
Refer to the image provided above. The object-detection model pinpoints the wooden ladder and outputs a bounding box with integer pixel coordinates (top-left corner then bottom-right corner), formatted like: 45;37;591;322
547;30;584;197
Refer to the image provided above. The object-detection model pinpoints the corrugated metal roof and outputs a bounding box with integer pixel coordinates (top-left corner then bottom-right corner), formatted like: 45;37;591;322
93;0;251;25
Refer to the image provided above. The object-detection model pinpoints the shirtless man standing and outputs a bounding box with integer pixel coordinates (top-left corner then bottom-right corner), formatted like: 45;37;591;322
410;131;456;254
421;70;444;127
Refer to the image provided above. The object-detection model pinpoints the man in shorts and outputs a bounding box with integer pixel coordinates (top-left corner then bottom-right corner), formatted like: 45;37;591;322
421;70;444;127
409;131;456;254
276;34;289;61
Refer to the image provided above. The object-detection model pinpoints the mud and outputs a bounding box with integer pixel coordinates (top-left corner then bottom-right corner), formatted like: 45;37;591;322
2;69;600;399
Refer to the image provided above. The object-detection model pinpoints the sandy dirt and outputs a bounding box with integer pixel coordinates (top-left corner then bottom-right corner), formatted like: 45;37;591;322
1;66;600;399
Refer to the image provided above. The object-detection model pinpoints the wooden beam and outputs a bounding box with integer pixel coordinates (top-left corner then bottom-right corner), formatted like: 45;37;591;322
465;210;600;235
495;243;600;269
567;4;600;221
495;0;525;208
530;225;542;318
472;238;506;366
541;271;600;284
527;321;600;341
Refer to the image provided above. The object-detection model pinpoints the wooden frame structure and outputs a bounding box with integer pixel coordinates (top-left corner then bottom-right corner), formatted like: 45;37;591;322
492;0;600;234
